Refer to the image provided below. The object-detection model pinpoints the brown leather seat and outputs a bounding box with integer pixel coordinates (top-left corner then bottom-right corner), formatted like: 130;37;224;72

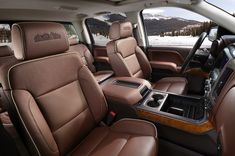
0;45;18;90
68;37;114;83
9;22;158;156
106;21;187;95
0;46;18;124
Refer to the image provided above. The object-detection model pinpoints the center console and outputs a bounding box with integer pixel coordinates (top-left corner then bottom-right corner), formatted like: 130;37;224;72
101;77;213;134
135;89;212;134
100;45;235;135
139;91;204;121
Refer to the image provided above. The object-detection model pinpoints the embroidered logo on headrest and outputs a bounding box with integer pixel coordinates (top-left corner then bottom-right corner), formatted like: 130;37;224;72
34;32;61;42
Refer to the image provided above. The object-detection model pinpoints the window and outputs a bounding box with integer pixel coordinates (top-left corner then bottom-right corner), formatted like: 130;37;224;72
0;24;11;46
86;13;127;46
142;7;213;47
206;0;235;14
62;23;79;41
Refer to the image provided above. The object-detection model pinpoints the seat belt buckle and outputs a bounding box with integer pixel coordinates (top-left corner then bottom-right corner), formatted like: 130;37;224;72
106;111;117;126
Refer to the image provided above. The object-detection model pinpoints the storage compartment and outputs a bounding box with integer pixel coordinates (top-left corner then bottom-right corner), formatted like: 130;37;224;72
102;77;152;106
160;94;204;120
112;80;141;88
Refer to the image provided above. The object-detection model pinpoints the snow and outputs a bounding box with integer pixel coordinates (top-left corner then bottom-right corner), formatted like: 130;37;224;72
93;35;212;47
93;34;110;46
148;36;211;47
0;43;11;47
142;14;172;20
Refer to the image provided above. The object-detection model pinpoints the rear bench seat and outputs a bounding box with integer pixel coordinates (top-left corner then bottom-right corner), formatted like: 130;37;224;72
68;37;114;83
0;45;18;125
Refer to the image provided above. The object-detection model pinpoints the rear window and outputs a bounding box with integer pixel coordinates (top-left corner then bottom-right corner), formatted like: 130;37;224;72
63;23;78;40
86;13;127;46
0;24;11;46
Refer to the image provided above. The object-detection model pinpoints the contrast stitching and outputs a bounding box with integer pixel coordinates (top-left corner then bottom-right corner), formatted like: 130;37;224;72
28;93;59;153
88;130;110;156
11;91;41;156
7;52;79;90
52;107;88;133
117;135;131;156
36;79;77;98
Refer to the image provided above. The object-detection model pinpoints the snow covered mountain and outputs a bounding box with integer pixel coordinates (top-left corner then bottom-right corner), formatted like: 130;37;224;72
142;13;201;36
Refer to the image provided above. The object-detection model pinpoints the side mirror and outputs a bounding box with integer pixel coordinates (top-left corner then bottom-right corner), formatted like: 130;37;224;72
208;26;218;42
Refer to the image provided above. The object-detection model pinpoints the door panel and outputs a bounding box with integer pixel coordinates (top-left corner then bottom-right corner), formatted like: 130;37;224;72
147;46;192;80
92;45;111;71
148;46;192;65
148;48;185;66
93;45;109;63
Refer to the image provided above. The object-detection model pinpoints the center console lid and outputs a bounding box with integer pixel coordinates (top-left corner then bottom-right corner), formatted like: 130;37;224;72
102;77;151;105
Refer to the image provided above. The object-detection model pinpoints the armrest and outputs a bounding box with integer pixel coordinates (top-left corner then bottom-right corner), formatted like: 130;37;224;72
102;77;151;105
150;61;181;73
93;71;114;84
94;56;109;64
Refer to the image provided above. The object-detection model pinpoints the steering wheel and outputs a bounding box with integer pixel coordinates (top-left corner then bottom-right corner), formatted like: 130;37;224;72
180;32;208;73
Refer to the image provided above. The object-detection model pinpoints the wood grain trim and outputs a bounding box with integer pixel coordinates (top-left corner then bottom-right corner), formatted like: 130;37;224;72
137;109;214;134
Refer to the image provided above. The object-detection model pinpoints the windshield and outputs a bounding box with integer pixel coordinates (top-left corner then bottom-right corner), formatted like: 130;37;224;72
206;0;235;15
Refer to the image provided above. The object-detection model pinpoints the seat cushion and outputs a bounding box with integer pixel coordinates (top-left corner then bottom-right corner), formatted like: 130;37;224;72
71;119;157;156
153;77;187;95
93;70;114;84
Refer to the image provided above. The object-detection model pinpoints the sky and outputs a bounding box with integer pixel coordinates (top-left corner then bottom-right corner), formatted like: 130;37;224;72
143;1;235;22
206;0;235;13
143;7;209;22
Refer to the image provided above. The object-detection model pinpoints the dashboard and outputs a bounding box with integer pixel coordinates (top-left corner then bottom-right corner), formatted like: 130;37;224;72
208;44;235;104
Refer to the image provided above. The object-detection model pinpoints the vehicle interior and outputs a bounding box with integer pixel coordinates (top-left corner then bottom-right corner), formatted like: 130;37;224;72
0;0;235;156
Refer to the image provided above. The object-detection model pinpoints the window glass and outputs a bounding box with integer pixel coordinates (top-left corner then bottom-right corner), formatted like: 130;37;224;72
142;7;214;47
0;24;11;46
206;0;235;14
63;23;78;40
86;13;127;46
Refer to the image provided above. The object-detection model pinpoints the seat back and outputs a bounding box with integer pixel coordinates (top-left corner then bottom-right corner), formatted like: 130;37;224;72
68;36;96;73
0;45;18;111
106;21;152;79
9;22;107;156
0;45;18;90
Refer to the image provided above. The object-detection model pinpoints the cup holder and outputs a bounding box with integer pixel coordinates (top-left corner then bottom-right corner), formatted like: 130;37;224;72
152;94;164;101
146;100;160;108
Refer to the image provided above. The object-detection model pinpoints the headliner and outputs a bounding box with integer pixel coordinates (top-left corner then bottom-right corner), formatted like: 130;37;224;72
0;0;199;21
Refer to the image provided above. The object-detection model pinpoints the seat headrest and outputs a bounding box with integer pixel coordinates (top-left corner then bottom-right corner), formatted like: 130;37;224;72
0;45;13;57
12;22;69;60
68;35;79;46
109;21;133;40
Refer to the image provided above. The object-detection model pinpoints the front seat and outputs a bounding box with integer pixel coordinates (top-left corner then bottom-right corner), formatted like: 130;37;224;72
9;22;157;156
107;21;187;95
